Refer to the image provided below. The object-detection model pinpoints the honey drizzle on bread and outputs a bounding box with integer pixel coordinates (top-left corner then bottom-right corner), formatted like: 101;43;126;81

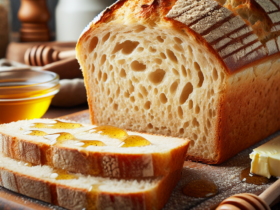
0;119;190;178
27;122;152;147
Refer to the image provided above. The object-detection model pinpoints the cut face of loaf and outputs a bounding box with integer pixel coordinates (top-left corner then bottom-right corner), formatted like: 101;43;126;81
78;19;227;163
76;0;280;163
0;152;181;210
0;119;189;178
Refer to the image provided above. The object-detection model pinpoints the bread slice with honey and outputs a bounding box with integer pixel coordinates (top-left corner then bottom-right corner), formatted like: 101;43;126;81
76;0;280;164
0;152;181;210
0;119;190;178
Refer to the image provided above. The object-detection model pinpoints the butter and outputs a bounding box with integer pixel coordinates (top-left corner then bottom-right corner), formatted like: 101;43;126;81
250;136;280;178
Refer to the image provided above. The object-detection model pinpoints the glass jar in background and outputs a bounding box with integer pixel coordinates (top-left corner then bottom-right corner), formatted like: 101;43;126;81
0;0;11;58
55;0;115;42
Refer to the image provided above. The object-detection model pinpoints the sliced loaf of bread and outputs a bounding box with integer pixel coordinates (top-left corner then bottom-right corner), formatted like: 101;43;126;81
0;119;189;178
76;0;280;164
0;152;180;210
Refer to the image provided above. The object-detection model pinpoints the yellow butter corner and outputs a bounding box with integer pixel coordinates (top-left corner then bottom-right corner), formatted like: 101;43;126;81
250;136;280;178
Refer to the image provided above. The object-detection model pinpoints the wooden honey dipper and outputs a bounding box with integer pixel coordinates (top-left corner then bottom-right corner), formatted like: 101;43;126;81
24;45;76;66
216;178;280;210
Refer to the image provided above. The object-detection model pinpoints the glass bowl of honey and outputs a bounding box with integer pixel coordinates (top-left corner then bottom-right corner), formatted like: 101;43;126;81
0;69;60;123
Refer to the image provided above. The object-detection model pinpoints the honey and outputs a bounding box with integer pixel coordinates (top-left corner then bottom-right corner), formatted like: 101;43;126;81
52;169;78;180
90;125;151;147
24;125;150;148
119;135;151;147
80;140;106;147
24;162;33;167
240;167;269;185
89;125;128;140
0;69;60;124
0;94;56;124
182;179;218;198
87;184;100;210
32;120;82;129
24;130;47;136
44;132;75;145
18;161;33;167
30;130;107;147
88;184;100;192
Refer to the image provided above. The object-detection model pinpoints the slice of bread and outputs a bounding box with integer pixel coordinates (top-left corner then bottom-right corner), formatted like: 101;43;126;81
76;0;280;164
0;152;181;210
0;119;190;178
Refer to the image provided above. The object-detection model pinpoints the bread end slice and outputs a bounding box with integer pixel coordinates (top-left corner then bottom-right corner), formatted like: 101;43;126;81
0;152;181;210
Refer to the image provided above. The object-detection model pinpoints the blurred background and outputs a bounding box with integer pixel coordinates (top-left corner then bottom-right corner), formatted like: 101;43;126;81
3;0;115;45
0;0;114;122
10;0;58;40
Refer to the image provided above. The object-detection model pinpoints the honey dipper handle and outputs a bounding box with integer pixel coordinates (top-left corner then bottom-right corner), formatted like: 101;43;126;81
259;178;280;205
58;50;76;60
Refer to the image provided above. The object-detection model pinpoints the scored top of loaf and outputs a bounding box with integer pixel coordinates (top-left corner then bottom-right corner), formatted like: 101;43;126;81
77;0;280;73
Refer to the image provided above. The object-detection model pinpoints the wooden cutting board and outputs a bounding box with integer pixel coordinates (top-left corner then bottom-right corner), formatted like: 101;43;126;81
0;110;279;210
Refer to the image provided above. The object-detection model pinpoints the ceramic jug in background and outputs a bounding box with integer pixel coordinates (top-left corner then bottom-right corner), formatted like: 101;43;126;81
18;0;50;42
55;0;115;41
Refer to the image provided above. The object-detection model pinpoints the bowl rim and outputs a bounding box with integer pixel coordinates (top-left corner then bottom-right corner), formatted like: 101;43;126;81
0;88;60;102
0;69;60;101
0;69;59;89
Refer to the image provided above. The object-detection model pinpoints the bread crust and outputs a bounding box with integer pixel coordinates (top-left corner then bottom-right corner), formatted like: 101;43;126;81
77;0;280;75
187;53;280;164
216;54;280;163
0;165;181;210
77;0;229;75
0;124;189;178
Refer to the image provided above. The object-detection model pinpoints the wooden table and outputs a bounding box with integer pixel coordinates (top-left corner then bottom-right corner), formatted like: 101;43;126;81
0;106;280;210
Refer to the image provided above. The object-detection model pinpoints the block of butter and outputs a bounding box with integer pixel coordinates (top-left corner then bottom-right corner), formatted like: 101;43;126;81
250;136;280;178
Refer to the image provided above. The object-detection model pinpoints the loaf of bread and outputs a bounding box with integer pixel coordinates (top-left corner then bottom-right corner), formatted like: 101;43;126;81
0;152;181;210
0;119;189;178
76;0;280;164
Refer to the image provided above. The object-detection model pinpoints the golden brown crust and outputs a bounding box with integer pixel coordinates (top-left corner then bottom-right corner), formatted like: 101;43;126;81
167;0;272;73
232;52;280;74
77;0;230;75
187;53;280;164
95;0;280;74
166;18;230;73
77;0;127;49
216;54;280;164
